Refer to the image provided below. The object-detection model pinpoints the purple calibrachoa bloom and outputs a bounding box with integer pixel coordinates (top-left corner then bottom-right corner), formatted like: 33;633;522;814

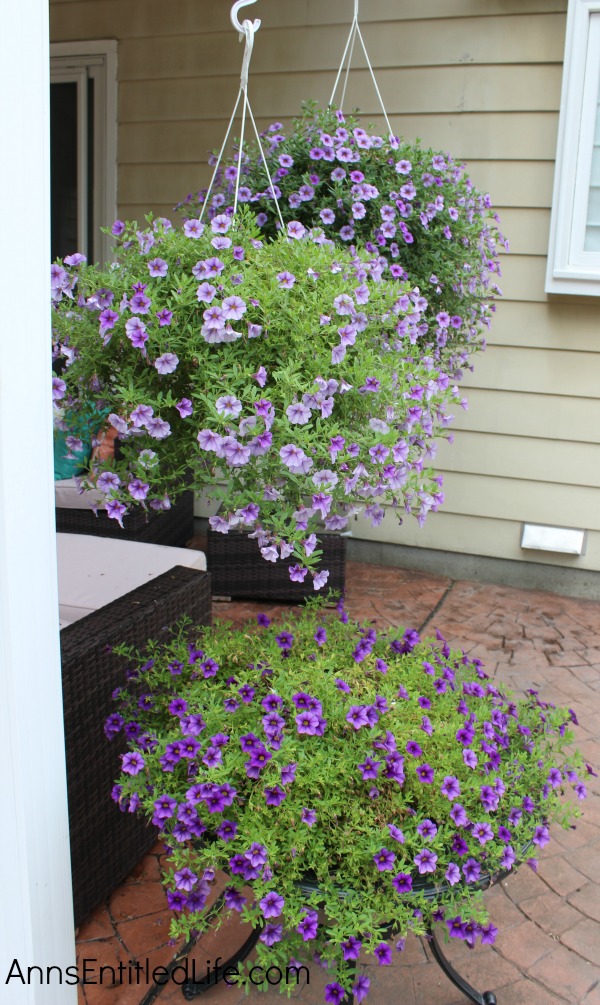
259;891;284;918
155;353;179;374
346;705;370;729
353;975;370;1003
374;943;392;965
296;910;318;941
373;847;396;871
392;872;413;894
324;984;346;1005
264;785;286;807
414;849;438;874
387;823;405;843
441;775;461;800
121;751;145;775
259;923;282;947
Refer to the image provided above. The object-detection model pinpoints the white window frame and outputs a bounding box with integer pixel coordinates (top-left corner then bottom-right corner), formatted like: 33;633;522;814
50;40;117;264
546;0;600;295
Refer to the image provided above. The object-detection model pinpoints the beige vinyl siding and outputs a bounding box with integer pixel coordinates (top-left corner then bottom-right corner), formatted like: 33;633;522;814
50;0;600;572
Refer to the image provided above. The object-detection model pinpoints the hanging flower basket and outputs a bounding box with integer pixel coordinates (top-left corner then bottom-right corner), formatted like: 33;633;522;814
179;101;506;381
52;213;464;589
108;599;587;1004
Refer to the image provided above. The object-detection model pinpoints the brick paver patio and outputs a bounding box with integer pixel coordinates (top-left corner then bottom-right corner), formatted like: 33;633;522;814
75;561;600;1005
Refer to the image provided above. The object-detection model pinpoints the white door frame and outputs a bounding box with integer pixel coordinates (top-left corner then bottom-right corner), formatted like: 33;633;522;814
0;0;78;1001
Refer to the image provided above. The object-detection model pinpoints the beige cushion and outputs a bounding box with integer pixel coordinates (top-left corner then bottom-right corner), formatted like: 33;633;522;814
57;533;206;625
55;477;104;511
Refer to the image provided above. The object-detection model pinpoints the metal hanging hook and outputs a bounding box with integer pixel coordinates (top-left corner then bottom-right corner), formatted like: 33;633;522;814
231;0;261;36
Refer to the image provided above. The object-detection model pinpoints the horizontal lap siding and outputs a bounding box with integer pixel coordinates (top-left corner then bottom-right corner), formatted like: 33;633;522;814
50;0;600;571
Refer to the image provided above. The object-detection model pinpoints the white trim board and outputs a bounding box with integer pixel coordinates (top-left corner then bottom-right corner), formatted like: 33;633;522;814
547;0;600;295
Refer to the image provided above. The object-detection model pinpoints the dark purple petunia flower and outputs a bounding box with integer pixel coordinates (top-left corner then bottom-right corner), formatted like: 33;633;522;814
353;975;370;1003
446;916;466;939
264;785;286;807
358;756;380;780
296;909;318;941
275;631;294;649
341;936;362;961
259;923;283;947
440;775;460;800
216;820;238;842
373;942;392;965
224;887;247;911
406;740;423;757
259;891;284;918
301;808;317;826
392;872;413;894
346;705;370;729
324;983;346;1005
416;763;434;784
462;858;481;884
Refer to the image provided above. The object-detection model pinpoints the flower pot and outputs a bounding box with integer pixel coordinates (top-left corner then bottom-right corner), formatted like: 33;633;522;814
206;529;346;600
56;488;194;545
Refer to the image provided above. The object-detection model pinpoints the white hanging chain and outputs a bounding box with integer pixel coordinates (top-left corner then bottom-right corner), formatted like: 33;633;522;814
200;1;286;233
329;0;394;138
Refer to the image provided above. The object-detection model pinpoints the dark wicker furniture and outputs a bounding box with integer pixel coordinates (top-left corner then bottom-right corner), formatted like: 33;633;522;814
56;489;195;546
206;530;346;601
60;564;211;927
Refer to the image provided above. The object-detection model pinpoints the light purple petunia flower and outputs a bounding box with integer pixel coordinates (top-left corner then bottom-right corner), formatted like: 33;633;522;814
222;295;247;320
287;221;306;240
417;819;438;840
97;471;121;493
346;706;369;729
445;862;461;886
52;376;67;400
286;402;311;425
156;308;173;326
183;219;204;238
155;353;179;374
146;416;171;439
441;775;461;800
462;858;481;883
472;822;494;845
216;395;242;418
277;270;296;289
148;257;168;277
175;398;193;418
125;317;148;347
197;429;222;452
128;479;149;501
313;569;329;590
387;823;405;843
